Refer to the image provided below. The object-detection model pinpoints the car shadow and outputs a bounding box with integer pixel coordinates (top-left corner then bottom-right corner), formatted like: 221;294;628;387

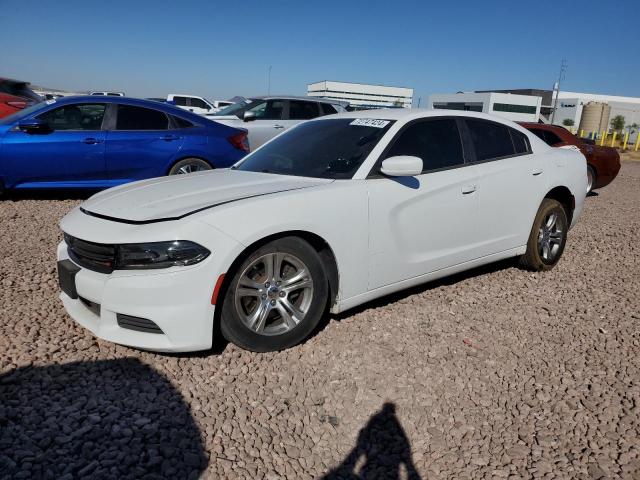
587;190;599;197
3;189;99;201
323;257;517;326
322;402;421;480
0;358;207;479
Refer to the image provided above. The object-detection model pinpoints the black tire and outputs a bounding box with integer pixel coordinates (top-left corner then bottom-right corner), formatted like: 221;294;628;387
220;237;328;352
168;158;212;175
519;198;568;271
587;165;596;193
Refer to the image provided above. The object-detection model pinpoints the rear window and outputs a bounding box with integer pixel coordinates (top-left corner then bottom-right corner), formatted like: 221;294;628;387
173;116;194;128
510;129;531;154
321;103;338;115
466;119;515;161
0;81;41;102
116;105;169;130
288;100;320;120
236;118;394;179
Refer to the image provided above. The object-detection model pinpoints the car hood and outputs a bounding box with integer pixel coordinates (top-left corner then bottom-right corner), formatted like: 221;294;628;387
80;169;332;223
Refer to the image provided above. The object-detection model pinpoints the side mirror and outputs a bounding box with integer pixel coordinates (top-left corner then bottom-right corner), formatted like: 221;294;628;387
380;156;423;177
243;111;256;122
18;118;51;134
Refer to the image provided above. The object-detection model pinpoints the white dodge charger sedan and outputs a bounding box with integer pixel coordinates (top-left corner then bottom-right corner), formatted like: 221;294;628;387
57;109;587;352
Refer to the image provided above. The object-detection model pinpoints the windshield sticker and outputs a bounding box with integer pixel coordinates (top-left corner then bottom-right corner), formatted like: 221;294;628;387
350;118;390;128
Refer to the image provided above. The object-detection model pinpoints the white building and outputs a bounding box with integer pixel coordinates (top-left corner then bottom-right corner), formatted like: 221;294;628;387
427;92;541;122
307;80;413;109
551;91;640;131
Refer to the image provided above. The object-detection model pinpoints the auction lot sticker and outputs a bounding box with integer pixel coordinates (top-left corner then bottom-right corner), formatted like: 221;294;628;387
350;118;390;128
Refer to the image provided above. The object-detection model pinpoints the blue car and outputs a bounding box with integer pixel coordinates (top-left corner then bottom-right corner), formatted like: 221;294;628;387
0;96;248;191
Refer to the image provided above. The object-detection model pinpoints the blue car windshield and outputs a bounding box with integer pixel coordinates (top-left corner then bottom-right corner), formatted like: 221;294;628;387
235;118;394;179
0;102;46;125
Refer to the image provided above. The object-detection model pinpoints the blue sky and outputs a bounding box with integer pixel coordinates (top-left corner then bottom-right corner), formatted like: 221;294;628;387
2;0;638;103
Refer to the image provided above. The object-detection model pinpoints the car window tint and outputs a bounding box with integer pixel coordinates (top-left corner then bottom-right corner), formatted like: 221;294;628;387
173;96;188;106
385;119;464;172
37;104;106;131
543;130;563;146
529;128;546;143
173;116;194;128
189;98;208;109
288;101;320;120
116;105;169;130
466;119;515;161
247;100;284;120
510;129;531;154
321;103;338;115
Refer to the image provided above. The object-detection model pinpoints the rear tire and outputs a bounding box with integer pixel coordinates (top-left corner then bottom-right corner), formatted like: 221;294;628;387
519;199;568;271
168;158;212;175
220;237;328;352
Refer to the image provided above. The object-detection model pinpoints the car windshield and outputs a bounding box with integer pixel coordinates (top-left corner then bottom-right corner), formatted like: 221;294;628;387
213;99;256;117
0;101;46;125
235;118;394;179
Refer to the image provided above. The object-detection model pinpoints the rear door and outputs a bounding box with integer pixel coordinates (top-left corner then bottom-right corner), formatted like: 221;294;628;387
104;104;185;183
1;103;107;187
463;118;542;256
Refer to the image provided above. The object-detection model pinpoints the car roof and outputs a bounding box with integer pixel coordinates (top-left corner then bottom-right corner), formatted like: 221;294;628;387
251;95;348;106
46;95;207;122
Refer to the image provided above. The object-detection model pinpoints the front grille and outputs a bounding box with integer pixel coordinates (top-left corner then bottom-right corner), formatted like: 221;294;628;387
79;296;101;316
116;314;164;334
64;233;116;273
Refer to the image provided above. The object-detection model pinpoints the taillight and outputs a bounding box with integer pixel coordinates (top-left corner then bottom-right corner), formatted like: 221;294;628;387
5;101;27;109
228;131;249;153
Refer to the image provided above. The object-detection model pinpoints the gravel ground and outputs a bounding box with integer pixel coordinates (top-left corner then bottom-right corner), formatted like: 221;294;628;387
1;162;639;479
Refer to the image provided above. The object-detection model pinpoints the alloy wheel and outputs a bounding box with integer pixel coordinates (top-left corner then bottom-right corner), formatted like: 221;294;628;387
537;211;564;262
234;253;314;336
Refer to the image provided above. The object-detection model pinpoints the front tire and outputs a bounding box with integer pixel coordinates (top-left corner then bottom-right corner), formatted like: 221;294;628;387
168;158;212;175
220;237;328;352
519;199;568;271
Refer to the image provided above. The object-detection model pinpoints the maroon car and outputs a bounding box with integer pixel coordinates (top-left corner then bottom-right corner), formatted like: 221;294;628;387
520;122;620;193
0;78;42;119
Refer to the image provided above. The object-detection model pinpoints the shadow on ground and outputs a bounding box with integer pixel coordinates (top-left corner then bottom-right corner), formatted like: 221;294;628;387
3;189;98;202
323;402;421;480
0;358;207;479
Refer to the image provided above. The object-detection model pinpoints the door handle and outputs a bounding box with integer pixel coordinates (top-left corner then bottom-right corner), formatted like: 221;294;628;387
160;134;180;141
461;185;476;194
532;168;543;176
82;137;102;144
273;124;285;129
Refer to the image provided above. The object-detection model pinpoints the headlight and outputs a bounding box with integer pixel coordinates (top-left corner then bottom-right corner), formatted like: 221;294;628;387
117;241;210;269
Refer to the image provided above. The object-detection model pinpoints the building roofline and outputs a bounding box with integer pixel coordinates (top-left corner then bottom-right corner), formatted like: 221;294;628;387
307;79;414;92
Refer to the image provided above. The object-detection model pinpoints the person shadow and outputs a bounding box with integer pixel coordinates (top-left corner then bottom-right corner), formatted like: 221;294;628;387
322;403;421;480
0;358;207;480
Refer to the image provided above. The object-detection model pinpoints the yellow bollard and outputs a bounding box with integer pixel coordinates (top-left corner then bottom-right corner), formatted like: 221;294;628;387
580;129;585;138
590;131;595;140
600;132;607;146
623;132;629;150
611;131;617;148
635;134;640;151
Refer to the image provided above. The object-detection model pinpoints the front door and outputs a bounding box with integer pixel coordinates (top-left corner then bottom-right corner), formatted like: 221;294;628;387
1;103;107;187
244;99;286;149
366;118;481;289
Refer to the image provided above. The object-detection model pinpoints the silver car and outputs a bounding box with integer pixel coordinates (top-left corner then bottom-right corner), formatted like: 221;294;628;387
210;96;347;150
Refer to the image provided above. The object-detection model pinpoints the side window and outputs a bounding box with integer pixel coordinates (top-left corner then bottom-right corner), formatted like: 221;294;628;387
173;96;188;107
529;128;547;143
288;101;320;120
37;103;106;130
510;129;531;154
543;130;563;146
189;98;209;110
247;100;284;120
116;105;169;130
466;119;515;161
385;119;464;172
320;103;338;115
172;116;194;129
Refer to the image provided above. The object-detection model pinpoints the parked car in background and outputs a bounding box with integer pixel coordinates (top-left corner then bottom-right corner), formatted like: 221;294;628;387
89;91;125;96
57;109;586;353
0;96;248;192
212;96;348;150
167;94;234;115
0;78;42;119
520;123;620;193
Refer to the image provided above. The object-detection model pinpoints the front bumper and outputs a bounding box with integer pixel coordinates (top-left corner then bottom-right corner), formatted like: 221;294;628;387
57;240;222;352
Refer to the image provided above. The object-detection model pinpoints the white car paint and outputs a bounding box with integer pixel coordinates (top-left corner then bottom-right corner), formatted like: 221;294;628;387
167;94;233;115
57;109;587;352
